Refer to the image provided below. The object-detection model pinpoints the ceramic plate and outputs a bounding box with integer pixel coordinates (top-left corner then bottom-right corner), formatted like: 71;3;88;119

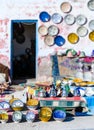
51;13;63;24
89;31;94;41
38;25;48;36
76;15;87;25
87;0;94;11
54;35;65;46
89;20;94;30
76;26;88;37
48;25;59;36
44;35;54;46
68;33;79;44
39;11;51;22
12;111;22;123
64;14;75;25
60;2;72;13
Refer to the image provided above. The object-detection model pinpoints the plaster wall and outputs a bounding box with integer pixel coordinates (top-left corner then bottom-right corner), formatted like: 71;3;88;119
0;0;93;69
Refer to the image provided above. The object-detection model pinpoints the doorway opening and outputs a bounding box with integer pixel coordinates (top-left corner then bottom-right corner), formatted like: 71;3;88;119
11;20;38;81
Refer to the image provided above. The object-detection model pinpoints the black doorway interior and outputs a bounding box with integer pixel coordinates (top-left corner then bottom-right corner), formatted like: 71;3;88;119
11;20;37;80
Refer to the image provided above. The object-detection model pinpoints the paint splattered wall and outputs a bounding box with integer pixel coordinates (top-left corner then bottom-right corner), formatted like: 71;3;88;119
0;0;94;70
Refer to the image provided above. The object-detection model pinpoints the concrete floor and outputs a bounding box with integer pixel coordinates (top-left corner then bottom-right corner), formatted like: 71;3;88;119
0;116;94;130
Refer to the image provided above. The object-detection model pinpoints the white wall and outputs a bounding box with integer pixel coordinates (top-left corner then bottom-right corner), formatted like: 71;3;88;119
0;0;94;68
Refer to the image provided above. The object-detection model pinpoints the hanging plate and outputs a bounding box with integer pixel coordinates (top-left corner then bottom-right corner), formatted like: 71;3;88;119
89;31;94;41
89;20;94;30
39;11;51;22
44;35;54;46
76;15;87;25
76;26;88;37
68;33;79;44
54;35;65;46
60;2;72;13
48;25;59;36
38;25;48;36
64;14;75;25
87;0;94;11
51;13;63;24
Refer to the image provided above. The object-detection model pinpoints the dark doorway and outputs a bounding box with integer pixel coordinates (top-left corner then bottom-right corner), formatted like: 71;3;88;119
11;20;37;80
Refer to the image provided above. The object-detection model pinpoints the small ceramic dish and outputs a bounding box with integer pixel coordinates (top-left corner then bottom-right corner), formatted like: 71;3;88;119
87;0;94;11
48;25;59;36
44;35;54;46
76;15;87;25
67;33;79;44
64;14;75;25
38;25;48;36
60;2;72;13
88;20;94;30
51;13;63;24
76;26;88;37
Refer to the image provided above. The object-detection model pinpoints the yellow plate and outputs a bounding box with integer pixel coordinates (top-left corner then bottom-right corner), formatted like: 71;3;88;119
89;31;94;41
39;107;52;122
26;99;38;106
73;78;83;83
68;33;79;44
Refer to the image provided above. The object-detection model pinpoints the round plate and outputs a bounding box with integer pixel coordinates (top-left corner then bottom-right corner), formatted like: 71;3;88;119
76;15;87;25
44;35;54;46
64;14;75;25
89;20;94;30
68;33;79;44
38;25;48;36
60;2;72;13
89;31;94;41
0;101;10;110
39;11;51;22
12;111;22;123
87;0;94;11
54;35;65;46
26;111;35;122
48;25;59;36
51;13;63;24
76;26;88;37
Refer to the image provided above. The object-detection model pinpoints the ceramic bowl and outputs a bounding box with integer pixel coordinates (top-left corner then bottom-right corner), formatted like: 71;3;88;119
11;100;24;111
26;99;38;110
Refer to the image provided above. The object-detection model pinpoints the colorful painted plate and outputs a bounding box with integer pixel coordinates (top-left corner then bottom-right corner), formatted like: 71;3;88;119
51;13;63;24
54;35;65;46
12;111;22;123
48;25;59;36
64;14;75;25
89;31;94;41
39;11;51;22
60;2;72;13
68;33;79;44
76;26;88;37
38;25;48;36
26;111;35;122
44;35;54;46
76;15;87;25
87;0;94;11
89;20;94;30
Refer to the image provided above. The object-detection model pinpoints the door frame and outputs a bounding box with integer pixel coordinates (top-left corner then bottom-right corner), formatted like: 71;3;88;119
10;19;38;80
